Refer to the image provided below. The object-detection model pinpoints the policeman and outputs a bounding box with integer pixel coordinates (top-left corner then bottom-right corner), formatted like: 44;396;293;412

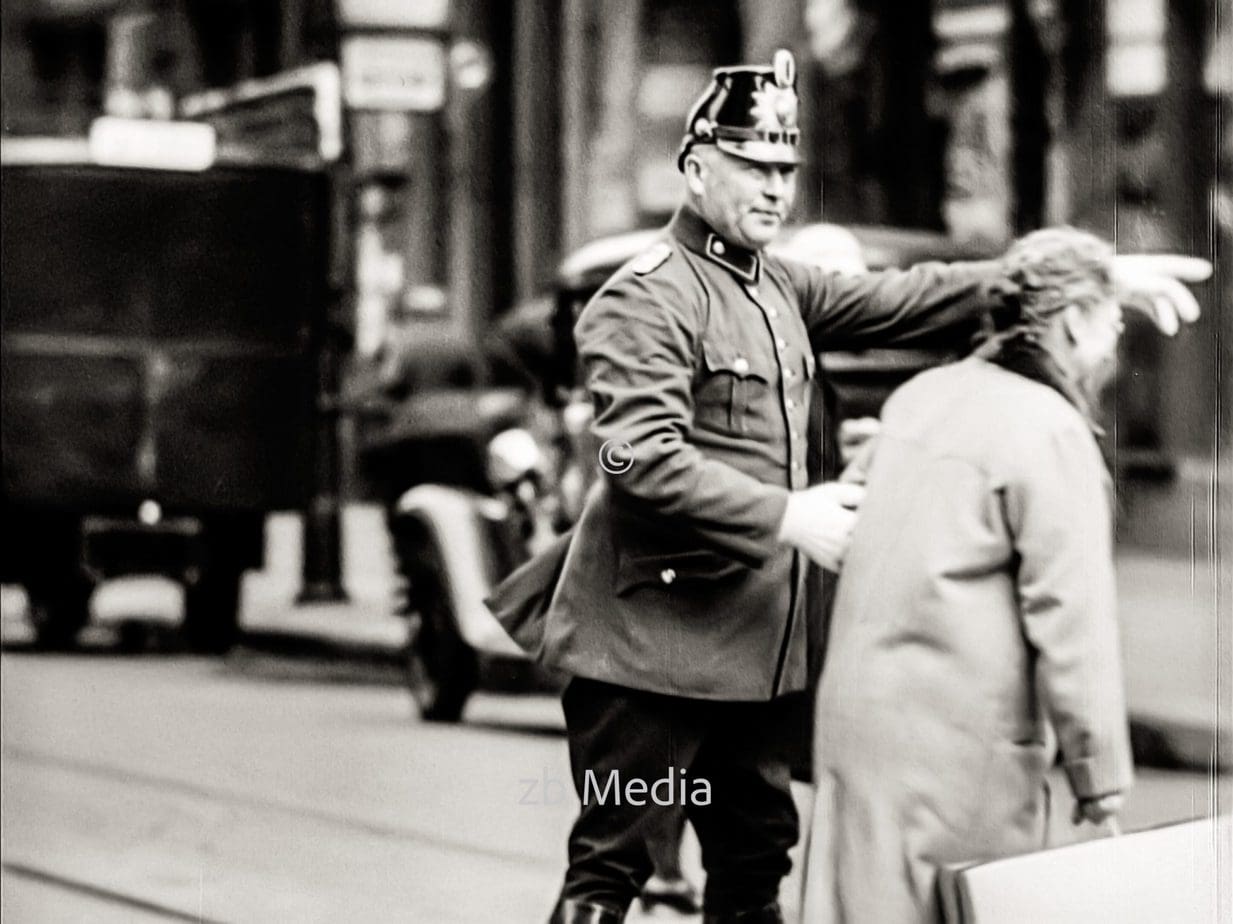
501;49;1206;924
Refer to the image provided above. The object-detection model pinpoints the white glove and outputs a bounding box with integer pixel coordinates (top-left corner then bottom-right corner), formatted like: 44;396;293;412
777;482;865;572
1112;254;1211;336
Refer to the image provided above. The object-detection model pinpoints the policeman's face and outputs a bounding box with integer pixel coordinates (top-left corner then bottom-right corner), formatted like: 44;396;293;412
685;148;797;249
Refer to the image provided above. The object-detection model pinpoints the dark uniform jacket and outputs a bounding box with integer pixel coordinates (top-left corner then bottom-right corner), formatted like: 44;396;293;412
516;207;996;701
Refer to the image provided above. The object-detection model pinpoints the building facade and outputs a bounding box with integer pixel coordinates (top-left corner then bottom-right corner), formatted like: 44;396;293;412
3;0;1226;549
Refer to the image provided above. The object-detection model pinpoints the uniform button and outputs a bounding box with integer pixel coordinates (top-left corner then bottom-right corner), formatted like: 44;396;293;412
712;240;726;256
784;368;795;380
660;568;677;585
790;429;799;439
791;461;800;470
733;357;749;373
785;398;795;409
776;337;787;351
768;308;779;319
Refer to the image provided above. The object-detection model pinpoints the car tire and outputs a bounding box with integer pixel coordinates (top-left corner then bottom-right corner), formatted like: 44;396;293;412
183;567;242;655
27;574;94;650
395;529;478;723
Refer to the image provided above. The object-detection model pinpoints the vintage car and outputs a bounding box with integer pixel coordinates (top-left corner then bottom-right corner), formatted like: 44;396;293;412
365;222;989;721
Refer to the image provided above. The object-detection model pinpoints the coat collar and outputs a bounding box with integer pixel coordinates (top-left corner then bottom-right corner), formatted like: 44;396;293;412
669;206;762;283
974;330;1105;437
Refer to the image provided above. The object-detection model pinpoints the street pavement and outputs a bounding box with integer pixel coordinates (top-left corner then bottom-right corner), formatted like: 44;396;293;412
2;649;1229;923
52;502;1221;765
1;503;1230;922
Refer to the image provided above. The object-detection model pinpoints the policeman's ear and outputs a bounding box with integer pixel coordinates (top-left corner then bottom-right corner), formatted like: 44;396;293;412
683;150;709;197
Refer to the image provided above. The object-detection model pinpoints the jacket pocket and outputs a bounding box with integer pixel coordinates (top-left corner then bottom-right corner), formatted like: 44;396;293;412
698;342;771;434
614;548;747;596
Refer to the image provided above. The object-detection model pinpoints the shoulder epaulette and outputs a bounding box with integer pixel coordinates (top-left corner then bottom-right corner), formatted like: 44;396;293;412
631;242;673;276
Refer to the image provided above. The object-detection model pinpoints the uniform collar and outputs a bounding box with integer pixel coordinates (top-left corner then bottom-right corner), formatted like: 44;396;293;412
669;206;762;283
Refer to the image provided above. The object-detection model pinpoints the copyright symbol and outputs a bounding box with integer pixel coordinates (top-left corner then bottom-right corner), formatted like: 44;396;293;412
598;439;634;475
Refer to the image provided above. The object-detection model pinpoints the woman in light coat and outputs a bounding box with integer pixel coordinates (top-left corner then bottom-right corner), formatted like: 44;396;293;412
802;228;1134;923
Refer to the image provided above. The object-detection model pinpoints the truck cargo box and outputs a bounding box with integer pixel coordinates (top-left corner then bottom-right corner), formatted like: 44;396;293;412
1;163;329;513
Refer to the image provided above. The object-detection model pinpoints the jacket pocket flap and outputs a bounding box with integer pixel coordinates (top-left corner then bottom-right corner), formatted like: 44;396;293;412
700;342;770;382
615;549;747;596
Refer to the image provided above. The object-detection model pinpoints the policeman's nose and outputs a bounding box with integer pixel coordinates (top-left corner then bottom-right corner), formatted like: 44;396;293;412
760;167;794;204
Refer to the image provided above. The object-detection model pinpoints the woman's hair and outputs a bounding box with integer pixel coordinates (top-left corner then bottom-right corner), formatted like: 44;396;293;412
989;227;1115;329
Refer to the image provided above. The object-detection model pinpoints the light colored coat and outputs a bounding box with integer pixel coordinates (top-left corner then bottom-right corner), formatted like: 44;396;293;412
803;356;1133;923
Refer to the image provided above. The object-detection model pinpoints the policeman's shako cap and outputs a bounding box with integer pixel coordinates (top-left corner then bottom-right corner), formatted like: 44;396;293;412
678;49;802;171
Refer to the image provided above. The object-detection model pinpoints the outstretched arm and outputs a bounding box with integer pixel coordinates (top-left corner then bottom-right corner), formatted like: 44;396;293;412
786;246;1210;351
789;257;998;353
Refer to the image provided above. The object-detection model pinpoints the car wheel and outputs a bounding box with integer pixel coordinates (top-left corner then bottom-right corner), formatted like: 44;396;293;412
183;567;242;655
395;530;478;723
27;575;93;650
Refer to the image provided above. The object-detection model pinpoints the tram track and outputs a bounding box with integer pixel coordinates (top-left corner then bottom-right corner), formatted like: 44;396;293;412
2;744;545;869
2;860;224;923
0;651;574;920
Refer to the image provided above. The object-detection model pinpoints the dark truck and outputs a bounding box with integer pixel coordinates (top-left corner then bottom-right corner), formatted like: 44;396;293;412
1;157;329;652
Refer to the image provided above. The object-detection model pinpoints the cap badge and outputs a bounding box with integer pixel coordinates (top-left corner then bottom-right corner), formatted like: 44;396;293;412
750;84;798;133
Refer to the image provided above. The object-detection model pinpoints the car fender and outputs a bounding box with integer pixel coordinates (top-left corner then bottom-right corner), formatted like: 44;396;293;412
393;484;526;658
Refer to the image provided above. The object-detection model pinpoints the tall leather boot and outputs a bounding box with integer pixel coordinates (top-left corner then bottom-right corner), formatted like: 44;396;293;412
702;901;785;924
547;897;624;923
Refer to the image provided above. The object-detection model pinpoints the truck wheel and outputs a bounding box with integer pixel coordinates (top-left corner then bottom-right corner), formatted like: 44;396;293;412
27;576;93;650
395;532;478;722
182;568;242;655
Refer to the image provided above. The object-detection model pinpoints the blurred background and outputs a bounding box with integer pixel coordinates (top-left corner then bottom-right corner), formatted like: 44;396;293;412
1;1;1230;921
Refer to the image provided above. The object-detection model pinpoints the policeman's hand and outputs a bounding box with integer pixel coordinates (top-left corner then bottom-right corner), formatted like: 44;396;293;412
777;482;865;573
1071;793;1124;827
1112;254;1211;336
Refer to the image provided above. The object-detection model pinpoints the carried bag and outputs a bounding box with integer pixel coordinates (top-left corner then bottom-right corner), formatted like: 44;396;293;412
938;815;1230;923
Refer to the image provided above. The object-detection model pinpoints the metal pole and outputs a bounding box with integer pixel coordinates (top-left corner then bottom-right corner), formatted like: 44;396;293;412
298;168;350;604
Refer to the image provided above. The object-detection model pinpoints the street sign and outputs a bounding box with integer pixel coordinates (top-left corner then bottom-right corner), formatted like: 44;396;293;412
336;0;449;30
341;35;447;112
